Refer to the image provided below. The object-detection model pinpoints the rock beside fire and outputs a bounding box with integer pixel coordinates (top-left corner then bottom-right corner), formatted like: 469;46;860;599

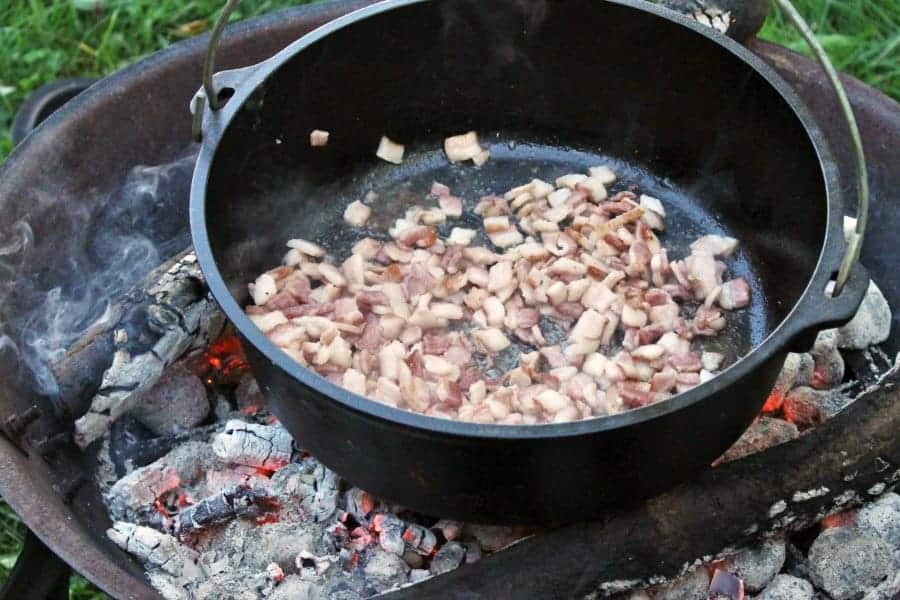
825;281;892;350
856;492;900;549
730;537;785;593
754;574;814;600
807;526;895;600
132;364;209;436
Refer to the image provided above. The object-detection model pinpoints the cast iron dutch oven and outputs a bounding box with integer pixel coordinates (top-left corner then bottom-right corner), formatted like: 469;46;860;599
190;0;870;523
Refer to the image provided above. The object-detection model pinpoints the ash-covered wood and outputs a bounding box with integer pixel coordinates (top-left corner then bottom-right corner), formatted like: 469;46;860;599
384;360;900;599
69;250;224;448
176;485;280;538
107;522;198;578
211;420;293;470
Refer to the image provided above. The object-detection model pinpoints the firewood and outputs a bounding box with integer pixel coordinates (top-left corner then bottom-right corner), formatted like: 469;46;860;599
65;250;224;448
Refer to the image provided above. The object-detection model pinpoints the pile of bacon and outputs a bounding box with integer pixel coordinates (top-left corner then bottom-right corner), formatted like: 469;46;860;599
245;161;750;424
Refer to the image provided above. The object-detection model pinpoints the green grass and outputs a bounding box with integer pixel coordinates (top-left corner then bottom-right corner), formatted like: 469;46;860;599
0;1;897;598
760;0;900;98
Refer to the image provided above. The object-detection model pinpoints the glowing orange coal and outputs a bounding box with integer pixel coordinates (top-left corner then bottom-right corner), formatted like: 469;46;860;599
762;391;784;413
821;510;856;529
189;328;251;386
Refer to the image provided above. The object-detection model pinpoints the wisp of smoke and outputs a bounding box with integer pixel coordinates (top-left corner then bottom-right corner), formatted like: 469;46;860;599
0;153;196;397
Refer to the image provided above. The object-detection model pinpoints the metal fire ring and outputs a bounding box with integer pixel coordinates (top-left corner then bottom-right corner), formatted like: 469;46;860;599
192;0;869;296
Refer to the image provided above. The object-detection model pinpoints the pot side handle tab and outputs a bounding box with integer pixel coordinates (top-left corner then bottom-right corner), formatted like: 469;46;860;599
190;0;254;142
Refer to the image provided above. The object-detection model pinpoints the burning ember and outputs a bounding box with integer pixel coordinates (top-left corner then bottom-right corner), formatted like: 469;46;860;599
187;328;250;387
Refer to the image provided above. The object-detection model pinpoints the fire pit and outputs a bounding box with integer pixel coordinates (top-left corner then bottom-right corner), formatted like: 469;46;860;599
0;2;897;599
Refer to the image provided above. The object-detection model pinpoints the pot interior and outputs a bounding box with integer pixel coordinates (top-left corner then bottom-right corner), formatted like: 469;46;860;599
203;0;828;375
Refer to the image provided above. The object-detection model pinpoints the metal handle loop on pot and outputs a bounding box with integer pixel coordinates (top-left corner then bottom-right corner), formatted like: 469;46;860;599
772;0;868;297
191;0;869;296
191;0;241;142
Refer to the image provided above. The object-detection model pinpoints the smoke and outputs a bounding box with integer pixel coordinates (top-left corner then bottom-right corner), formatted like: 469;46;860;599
0;153;196;397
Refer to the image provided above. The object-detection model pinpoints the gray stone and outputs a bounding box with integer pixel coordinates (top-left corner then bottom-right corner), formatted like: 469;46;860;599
772;353;815;395
363;549;410;593
807;526;895;600
820;281;892;350
654;565;710;600
132;364;209;436
856;492;900;548
430;541;466;575
755;574;814;600
720;417;799;463
731;537;786;592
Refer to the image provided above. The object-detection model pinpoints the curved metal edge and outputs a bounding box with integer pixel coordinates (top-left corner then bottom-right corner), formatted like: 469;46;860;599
772;0;868;296
189;0;853;442
10;78;98;147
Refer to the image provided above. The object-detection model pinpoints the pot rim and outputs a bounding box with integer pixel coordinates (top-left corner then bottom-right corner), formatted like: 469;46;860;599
190;0;842;440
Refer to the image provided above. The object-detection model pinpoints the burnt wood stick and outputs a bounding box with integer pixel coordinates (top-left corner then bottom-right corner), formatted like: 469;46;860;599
67;250;225;448
383;364;900;600
175;485;280;539
50;247;198;419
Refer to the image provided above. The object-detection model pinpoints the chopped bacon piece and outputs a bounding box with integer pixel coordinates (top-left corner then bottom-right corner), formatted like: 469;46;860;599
669;352;702;373
397;226;437;249
356;322;383;351
431;181;451;197
403;264;436;298
355;289;389;311
718;278;751;310
439;195;463;218
423;333;451;355
690;234;738;258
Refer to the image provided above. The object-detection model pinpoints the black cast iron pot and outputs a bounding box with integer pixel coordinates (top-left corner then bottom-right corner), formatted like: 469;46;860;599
190;0;869;523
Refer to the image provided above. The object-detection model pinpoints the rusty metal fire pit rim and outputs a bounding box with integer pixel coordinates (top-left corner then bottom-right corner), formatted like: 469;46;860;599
189;0;867;441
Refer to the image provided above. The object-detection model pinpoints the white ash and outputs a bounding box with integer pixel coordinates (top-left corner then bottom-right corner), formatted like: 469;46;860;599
102;415;518;600
108;522;200;578
791;487;830;503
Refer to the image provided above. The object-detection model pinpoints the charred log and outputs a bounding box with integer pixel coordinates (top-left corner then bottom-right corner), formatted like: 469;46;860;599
63;250;224;448
175;485;281;538
383;363;900;599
